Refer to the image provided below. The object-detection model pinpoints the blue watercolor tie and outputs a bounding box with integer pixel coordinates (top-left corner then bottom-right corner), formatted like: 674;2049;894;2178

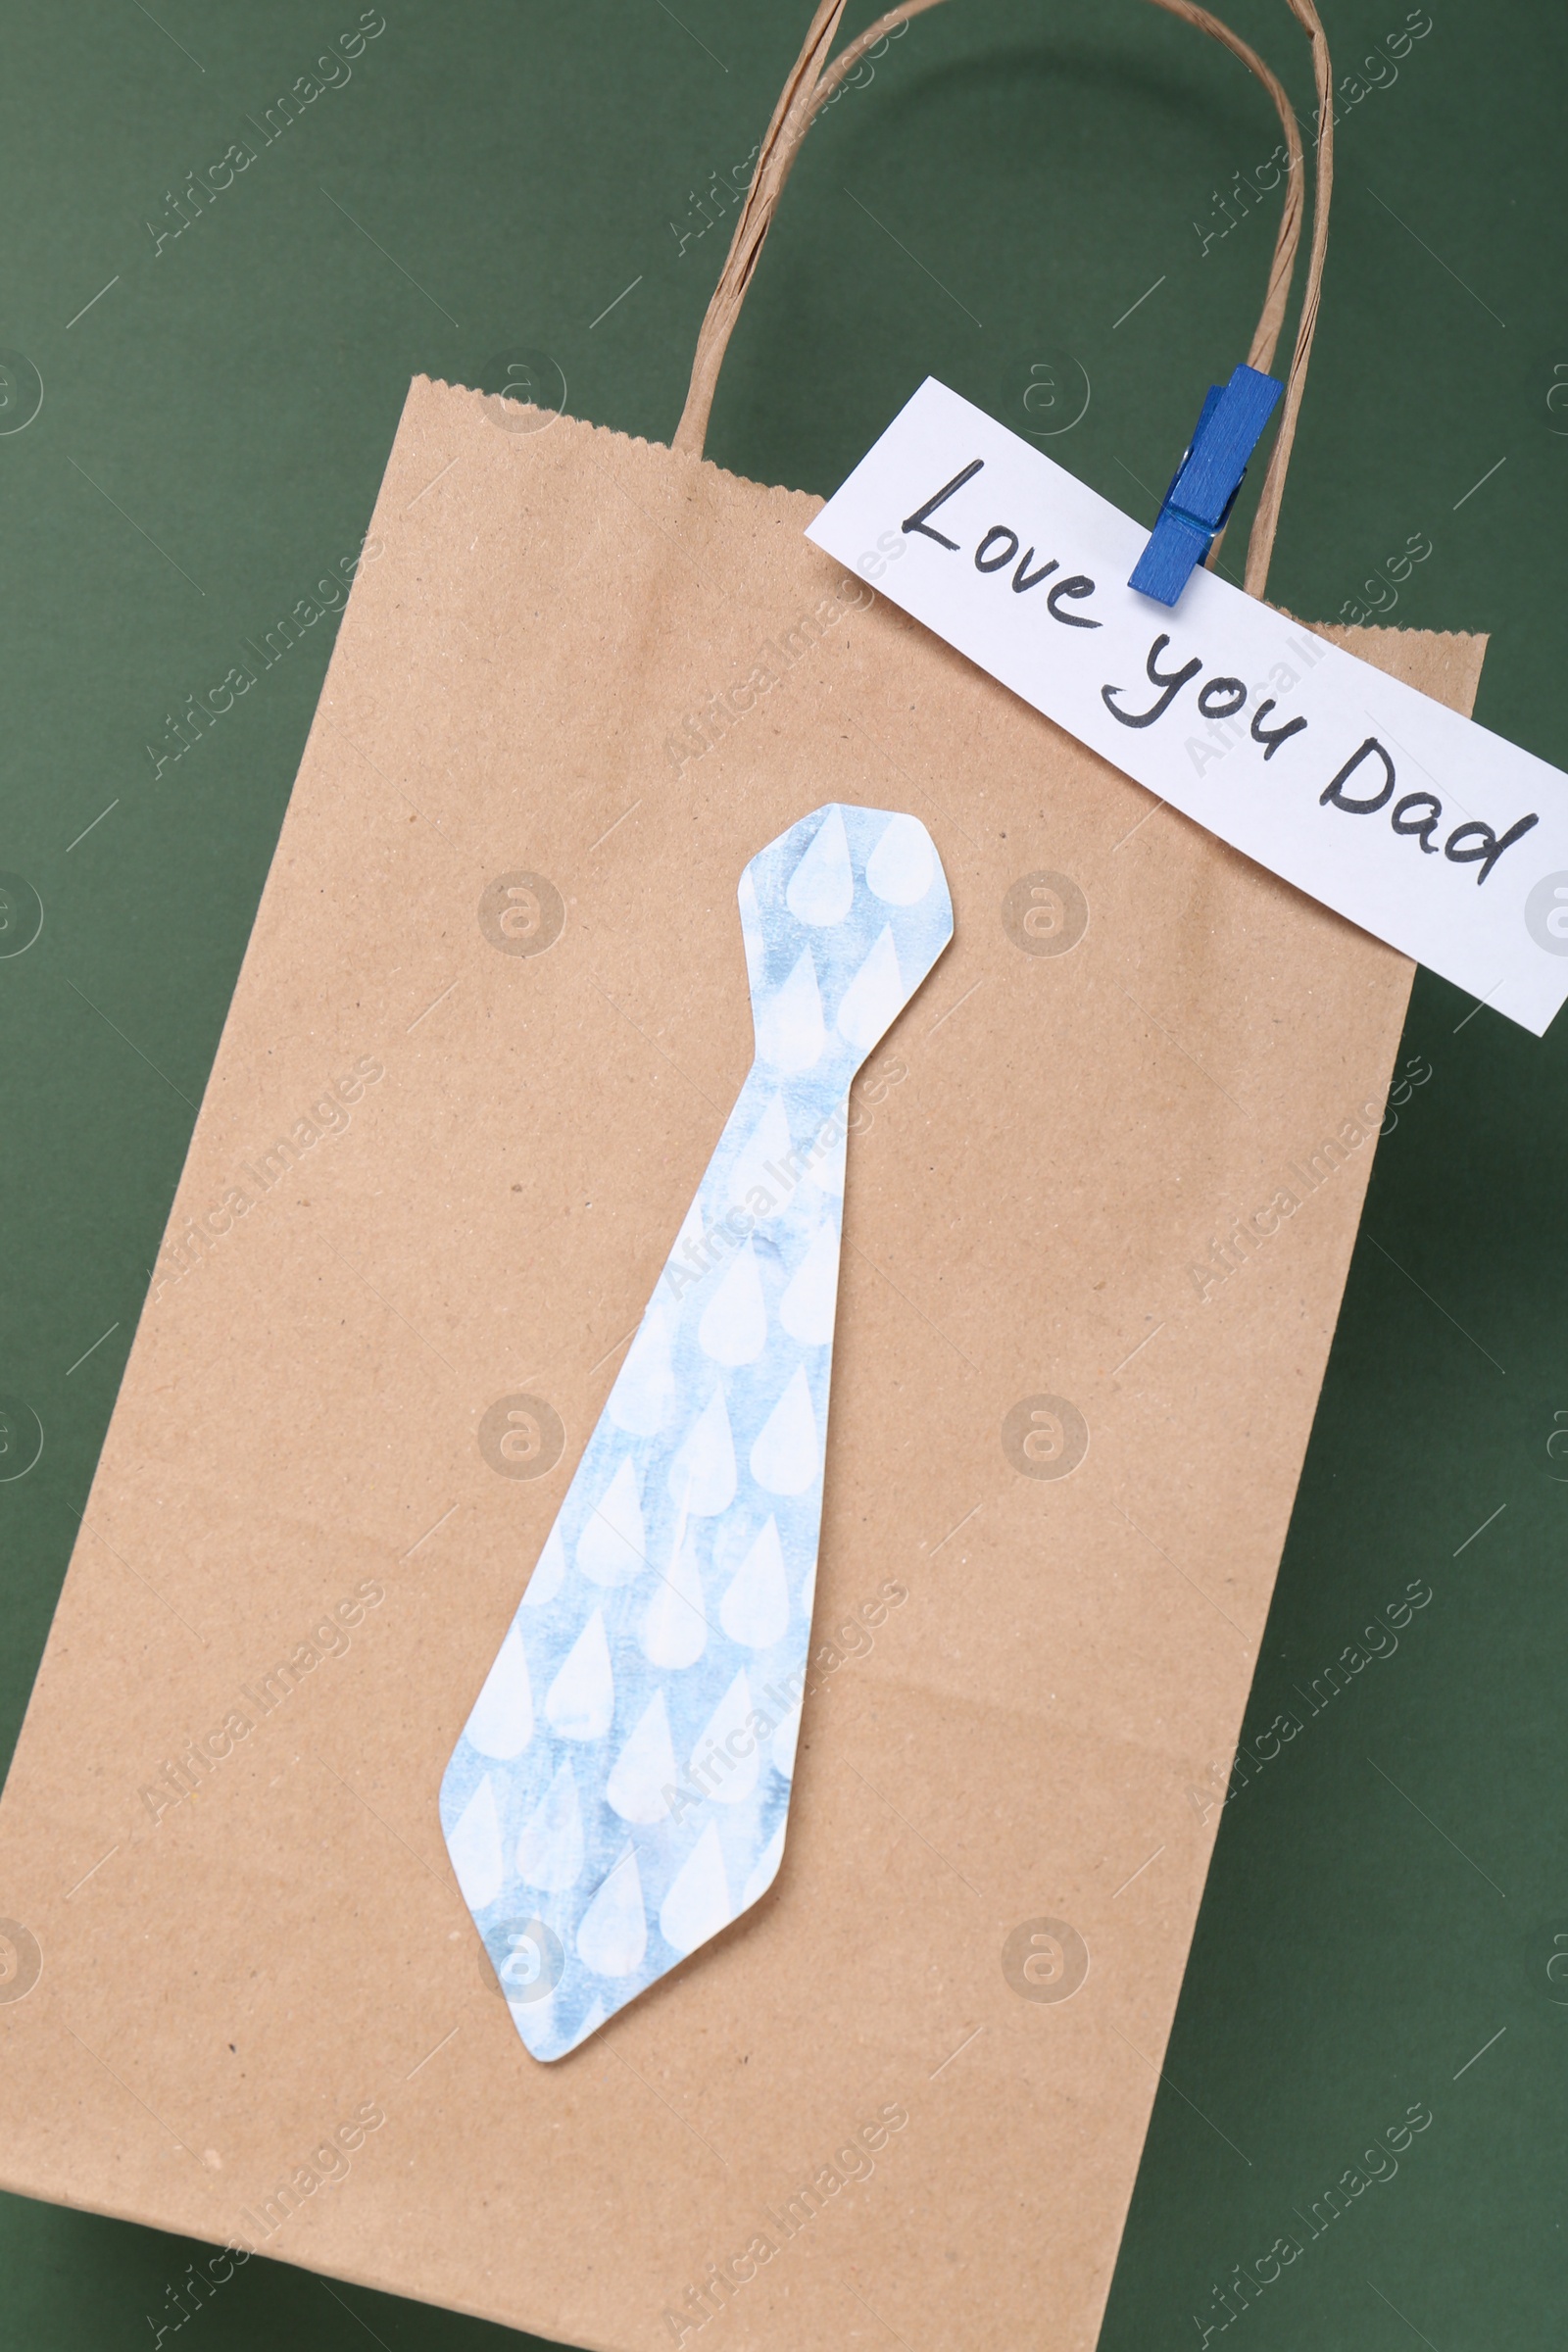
441;804;954;2058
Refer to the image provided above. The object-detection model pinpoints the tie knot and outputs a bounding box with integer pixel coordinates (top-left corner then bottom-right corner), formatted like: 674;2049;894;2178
740;804;954;1078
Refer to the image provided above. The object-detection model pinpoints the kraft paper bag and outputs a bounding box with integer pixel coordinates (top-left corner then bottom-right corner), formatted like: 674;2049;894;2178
0;7;1488;2349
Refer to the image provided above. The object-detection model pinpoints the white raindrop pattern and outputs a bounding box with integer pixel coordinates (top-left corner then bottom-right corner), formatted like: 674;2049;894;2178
440;804;953;2059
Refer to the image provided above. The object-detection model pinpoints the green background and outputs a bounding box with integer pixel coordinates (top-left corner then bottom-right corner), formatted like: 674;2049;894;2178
3;1;1564;2343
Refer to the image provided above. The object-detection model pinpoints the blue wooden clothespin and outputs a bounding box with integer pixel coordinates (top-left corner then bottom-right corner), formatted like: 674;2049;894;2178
1128;364;1283;606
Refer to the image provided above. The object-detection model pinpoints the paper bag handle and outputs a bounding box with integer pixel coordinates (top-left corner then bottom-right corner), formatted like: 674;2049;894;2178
673;0;1333;601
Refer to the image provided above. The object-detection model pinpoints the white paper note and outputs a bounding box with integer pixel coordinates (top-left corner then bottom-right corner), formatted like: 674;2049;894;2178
807;377;1568;1036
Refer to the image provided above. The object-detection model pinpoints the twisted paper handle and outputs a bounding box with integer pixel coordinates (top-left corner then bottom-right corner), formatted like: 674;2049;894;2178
674;0;1334;603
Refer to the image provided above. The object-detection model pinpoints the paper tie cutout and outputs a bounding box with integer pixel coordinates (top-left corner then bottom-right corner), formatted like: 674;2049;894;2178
441;804;954;2058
